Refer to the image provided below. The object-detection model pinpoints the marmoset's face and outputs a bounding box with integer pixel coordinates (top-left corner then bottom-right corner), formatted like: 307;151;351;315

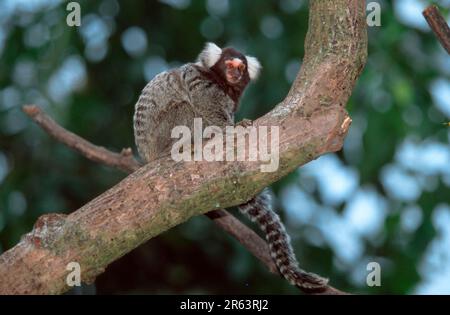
210;47;250;86
224;58;246;85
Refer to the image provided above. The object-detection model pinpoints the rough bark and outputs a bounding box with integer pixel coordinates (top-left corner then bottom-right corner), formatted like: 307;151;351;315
0;0;367;294
21;104;280;276
423;5;450;54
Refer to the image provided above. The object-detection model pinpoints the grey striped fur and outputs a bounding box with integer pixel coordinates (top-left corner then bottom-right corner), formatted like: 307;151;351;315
134;63;234;162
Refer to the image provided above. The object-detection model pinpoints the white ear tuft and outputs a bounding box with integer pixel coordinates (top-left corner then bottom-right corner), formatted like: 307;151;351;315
246;55;262;80
198;42;222;68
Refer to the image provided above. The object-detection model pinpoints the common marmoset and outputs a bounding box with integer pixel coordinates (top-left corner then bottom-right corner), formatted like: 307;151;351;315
133;43;328;291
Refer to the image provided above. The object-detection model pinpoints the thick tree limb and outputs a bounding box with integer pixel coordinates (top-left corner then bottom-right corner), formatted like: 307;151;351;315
0;0;367;295
21;105;345;294
22;104;280;276
423;5;450;54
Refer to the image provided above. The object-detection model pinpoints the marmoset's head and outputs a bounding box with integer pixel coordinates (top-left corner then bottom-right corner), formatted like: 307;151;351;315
197;42;261;87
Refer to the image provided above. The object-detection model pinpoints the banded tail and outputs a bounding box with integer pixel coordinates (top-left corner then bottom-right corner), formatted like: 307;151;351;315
238;189;328;291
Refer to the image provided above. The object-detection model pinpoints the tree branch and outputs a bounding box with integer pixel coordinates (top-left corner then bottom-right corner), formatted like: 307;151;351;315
0;0;367;295
22;105;141;173
22;104;280;276
22;102;345;295
423;5;450;54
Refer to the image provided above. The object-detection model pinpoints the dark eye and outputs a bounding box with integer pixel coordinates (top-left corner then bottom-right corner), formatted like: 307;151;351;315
238;64;245;71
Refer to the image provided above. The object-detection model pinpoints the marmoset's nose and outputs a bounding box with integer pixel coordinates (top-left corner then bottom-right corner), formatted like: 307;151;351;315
230;67;241;77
